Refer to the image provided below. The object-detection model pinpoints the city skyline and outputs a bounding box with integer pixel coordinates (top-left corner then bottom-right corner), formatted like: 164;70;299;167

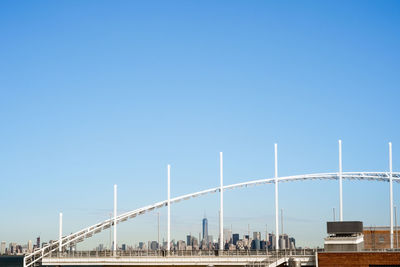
1;0;400;251
1;215;299;255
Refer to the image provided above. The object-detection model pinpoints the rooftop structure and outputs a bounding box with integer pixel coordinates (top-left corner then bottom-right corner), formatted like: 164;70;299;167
324;221;364;252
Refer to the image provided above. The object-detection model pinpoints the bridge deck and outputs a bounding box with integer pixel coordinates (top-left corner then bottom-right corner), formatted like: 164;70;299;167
42;255;315;266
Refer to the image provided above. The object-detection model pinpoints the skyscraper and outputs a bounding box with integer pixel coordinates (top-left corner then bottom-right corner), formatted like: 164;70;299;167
0;241;6;254
9;243;16;254
268;233;276;250
233;234;240;245
253;232;261;240
252;232;261;250
187;235;192;246
223;228;232;244
27;240;33;253
202;217;208;243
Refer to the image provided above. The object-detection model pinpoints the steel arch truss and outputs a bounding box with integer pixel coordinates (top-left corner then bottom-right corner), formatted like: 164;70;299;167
24;171;400;267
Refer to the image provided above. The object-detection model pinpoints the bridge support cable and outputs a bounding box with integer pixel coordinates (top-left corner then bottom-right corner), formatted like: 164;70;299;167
113;184;117;255
219;152;224;252
339;140;343;222
274;143;279;250
390;142;394;249
167;164;171;252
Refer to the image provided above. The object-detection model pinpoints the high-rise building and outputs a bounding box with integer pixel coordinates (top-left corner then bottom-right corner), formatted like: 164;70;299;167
279;234;289;249
138;242;145;250
177;240;186;250
260;240;267;250
202;217;208;243
150;241;158;250
187;235;192;246
192;237;199;249
289;237;296;249
251;239;260;250
233;234;240;245
36;237;40;248
9;243;17;254
253;231;261;241
223;228;232;244
268;233;276;250
0;241;6;254
27;240;33;253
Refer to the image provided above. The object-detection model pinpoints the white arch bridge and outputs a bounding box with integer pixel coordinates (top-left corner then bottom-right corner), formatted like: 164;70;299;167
25;171;400;267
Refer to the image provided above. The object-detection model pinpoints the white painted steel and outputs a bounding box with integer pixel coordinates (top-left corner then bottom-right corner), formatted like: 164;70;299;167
167;164;171;252
274;143;279;250
267;257;288;267
396;206;399;248
390;142;393;249
24;171;400;267
113;185;117;254
59;213;63;252
339;140;343;222
333;208;335;222
281;209;283;236
219;152;223;251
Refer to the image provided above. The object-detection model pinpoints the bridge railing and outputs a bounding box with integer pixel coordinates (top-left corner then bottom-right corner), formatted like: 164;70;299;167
45;248;322;258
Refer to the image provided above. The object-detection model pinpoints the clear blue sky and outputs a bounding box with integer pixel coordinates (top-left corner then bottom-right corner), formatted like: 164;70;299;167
1;0;400;249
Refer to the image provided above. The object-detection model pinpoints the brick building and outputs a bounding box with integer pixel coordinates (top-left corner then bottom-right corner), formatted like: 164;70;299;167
363;226;400;250
318;252;400;267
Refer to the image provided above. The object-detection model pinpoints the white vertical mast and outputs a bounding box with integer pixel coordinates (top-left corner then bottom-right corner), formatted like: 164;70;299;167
390;142;393;249
167;164;171;252
333;208;336;222
59;212;63;252
219;152;224;251
274;143;279;250
113;184;117;254
395;206;398;249
281;208;283;235
339;140;343;221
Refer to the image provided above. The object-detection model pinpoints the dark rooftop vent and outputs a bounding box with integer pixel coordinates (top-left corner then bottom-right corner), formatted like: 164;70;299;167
327;221;363;234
